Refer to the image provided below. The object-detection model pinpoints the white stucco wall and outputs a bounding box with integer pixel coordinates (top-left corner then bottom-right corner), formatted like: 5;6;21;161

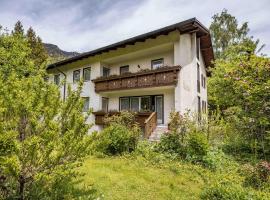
108;50;174;75
173;33;198;115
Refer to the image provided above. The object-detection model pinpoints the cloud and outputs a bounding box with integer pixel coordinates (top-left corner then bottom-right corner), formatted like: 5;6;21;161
0;0;269;55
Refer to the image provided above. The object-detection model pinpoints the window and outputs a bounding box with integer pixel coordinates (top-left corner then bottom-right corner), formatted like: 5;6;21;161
203;76;206;88
103;67;110;77
54;74;60;85
198;96;201;121
83;67;91;81
197;64;200;93
120;65;129;75
130;97;140;112
202;100;207;113
120;97;130;111
201;74;204;87
196;38;200;59
73;70;80;83
82;97;89;112
141;96;151;111
102;97;109;112
120;96;152;112
151;58;164;69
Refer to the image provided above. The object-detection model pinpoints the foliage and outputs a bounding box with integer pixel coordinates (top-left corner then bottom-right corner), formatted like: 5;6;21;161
0;27;93;199
209;9;263;58
26;27;48;66
186;131;209;163
208;48;270;159
12;21;48;67
95;124;140;155
200;181;268;200
93;112;141;155
243;161;270;189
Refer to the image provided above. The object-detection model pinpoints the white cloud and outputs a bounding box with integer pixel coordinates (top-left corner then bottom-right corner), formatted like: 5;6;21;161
0;0;269;55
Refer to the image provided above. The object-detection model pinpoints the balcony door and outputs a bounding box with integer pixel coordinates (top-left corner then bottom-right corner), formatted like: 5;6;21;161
155;96;163;124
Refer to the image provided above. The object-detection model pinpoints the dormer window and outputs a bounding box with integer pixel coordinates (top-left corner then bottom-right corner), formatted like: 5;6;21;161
73;70;80;83
151;58;164;69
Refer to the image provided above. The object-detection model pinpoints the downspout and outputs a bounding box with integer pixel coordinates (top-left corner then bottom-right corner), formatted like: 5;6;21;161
57;69;67;101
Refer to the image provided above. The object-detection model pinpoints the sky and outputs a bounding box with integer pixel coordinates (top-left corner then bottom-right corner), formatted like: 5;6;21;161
0;0;269;55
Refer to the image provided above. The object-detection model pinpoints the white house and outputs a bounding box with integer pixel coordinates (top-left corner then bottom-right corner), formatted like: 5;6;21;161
47;18;214;138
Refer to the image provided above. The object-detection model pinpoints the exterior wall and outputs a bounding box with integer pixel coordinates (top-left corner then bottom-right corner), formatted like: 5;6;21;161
108;50;174;75
174;33;198;115
199;48;207;108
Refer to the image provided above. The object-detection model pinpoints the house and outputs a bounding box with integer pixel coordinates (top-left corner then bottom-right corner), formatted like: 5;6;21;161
47;18;214;138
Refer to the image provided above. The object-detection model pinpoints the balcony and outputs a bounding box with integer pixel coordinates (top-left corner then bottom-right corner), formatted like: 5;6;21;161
93;111;157;138
92;66;181;93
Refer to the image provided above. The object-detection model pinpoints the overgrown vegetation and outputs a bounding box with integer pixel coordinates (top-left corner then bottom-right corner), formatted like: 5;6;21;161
0;23;96;199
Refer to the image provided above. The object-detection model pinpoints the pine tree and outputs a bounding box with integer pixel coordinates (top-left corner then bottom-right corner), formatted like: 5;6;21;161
12;21;24;36
26;27;48;67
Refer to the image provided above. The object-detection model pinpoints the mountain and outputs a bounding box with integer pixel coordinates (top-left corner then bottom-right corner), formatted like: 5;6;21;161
43;43;80;59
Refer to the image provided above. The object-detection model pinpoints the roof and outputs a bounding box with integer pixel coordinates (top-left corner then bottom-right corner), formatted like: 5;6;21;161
47;18;214;70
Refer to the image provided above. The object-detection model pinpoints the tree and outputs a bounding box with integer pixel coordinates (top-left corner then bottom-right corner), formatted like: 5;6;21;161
0;27;95;199
12;21;24;36
208;44;270;158
26;27;48;66
209;9;262;58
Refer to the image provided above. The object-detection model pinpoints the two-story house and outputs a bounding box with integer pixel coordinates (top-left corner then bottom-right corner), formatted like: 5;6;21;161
47;18;214;138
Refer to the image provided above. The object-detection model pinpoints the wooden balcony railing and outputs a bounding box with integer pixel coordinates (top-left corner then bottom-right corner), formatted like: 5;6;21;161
92;66;181;92
93;111;157;138
144;112;157;138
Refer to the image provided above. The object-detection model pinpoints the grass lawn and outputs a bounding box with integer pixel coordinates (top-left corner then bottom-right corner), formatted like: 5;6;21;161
79;156;210;200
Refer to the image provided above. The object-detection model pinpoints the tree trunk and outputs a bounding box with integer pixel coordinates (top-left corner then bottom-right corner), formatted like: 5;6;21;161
18;175;25;200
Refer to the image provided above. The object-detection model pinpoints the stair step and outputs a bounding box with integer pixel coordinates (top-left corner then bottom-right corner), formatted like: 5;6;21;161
148;125;168;141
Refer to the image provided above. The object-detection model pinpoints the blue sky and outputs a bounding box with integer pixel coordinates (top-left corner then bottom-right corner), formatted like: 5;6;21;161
0;0;269;55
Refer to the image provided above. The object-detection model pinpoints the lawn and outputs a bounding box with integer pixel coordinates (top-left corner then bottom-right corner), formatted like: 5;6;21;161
79;156;210;200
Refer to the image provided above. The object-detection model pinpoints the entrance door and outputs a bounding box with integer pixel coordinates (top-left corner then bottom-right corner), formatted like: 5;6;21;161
155;96;163;124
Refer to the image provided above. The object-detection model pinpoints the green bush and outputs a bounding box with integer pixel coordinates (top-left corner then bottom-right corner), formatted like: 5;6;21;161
157;132;186;157
201;182;268;200
186;132;209;163
202;148;229;170
243;161;270;189
96;124;140;155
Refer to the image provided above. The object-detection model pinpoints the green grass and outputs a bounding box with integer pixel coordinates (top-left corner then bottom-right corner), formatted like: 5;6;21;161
79;156;210;200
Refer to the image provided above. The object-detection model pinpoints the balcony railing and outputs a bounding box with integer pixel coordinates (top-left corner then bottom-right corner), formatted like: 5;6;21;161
92;111;157;138
92;66;181;92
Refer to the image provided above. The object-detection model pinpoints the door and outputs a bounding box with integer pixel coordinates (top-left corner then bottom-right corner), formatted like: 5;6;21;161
155;96;163;124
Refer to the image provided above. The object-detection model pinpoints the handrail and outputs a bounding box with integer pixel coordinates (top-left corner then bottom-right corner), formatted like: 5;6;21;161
144;112;157;138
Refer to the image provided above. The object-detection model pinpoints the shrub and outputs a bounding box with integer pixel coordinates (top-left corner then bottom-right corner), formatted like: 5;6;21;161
96;124;140;155
201;182;268;200
157;132;186;157
186;132;209;163
243;161;270;189
202;148;229;170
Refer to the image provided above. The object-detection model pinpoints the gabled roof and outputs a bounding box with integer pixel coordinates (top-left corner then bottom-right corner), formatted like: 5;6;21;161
47;18;214;70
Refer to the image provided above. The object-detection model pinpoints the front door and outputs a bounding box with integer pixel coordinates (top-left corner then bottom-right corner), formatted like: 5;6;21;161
155;96;163;124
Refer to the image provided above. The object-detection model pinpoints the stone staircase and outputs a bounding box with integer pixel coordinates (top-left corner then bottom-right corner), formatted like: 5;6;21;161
148;125;168;141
